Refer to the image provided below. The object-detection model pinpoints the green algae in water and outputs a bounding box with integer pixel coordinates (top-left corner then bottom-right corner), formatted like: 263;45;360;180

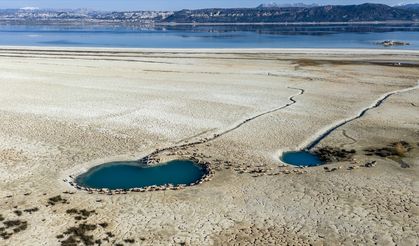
281;151;324;167
75;160;205;190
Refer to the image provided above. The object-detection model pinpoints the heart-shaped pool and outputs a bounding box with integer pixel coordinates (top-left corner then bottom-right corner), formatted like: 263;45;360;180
75;160;206;190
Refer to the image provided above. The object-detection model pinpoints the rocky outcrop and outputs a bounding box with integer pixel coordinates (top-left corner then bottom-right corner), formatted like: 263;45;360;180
377;40;410;46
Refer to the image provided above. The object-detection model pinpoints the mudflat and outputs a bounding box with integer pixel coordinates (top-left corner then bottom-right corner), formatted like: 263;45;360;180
0;47;418;245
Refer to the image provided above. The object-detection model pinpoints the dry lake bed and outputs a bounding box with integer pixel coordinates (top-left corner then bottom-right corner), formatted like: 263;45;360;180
0;47;418;245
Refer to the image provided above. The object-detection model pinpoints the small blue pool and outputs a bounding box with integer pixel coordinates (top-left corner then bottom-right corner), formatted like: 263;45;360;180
281;151;324;167
75;160;205;190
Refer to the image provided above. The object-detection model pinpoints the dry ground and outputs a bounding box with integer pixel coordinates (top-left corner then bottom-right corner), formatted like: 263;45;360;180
0;48;418;245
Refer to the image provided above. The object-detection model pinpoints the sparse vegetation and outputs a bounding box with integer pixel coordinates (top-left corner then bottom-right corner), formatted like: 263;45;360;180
48;195;68;206
23;207;39;214
124;238;135;243
4;220;25;228
394;142;408;157
0;219;28;240
61;223;97;245
57;207;115;245
13;210;22;216
0;232;12;240
66;208;96;221
99;222;108;228
60;235;78;246
65;208;78;214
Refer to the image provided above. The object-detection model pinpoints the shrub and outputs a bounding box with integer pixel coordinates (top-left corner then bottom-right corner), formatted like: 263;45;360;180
394;142;408;157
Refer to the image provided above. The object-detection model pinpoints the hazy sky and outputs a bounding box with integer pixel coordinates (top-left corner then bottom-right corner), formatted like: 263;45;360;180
0;0;411;11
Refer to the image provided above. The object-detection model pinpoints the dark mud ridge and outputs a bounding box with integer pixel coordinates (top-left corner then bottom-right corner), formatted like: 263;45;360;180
364;141;415;168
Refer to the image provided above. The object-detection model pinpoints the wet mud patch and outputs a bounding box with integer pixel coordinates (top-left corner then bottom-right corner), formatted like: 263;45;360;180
281;147;357;167
364;141;413;158
312;146;356;163
364;141;415;168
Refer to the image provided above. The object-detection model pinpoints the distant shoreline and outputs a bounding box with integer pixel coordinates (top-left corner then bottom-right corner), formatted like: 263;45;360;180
156;21;419;26
0;20;418;27
1;46;419;54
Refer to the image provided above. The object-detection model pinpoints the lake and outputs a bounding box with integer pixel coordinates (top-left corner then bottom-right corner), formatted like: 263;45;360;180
0;23;418;49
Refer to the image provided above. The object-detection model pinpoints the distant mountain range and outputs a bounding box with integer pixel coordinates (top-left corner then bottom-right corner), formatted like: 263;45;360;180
257;3;319;8
0;9;172;24
396;3;419;10
0;3;418;25
164;3;419;23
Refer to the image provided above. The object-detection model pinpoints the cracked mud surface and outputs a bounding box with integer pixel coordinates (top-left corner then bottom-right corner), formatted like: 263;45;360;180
0;48;419;245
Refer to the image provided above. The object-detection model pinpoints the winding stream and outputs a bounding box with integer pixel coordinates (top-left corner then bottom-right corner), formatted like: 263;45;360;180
140;86;305;162
73;87;306;190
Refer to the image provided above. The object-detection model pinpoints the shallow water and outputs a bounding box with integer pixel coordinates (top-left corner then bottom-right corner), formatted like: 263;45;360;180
75;160;205;190
0;24;418;49
281;151;324;167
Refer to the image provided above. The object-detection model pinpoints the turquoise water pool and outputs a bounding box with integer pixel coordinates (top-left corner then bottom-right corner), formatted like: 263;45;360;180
75;160;205;190
281;151;324;167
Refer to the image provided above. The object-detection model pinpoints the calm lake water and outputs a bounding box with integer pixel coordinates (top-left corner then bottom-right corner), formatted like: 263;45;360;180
0;24;418;49
75;160;205;190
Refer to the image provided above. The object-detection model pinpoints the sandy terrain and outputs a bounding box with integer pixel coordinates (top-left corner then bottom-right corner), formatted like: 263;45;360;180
0;47;418;246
